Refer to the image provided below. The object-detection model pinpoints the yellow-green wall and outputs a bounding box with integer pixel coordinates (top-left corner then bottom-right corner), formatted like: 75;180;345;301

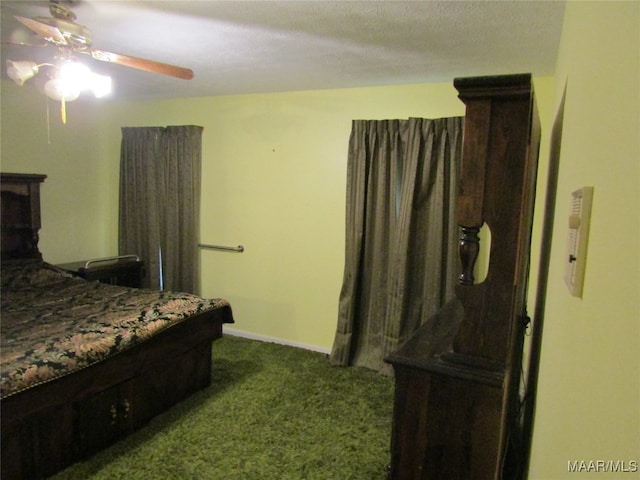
1;87;117;260
102;83;470;350
0;1;637;476
528;2;639;478
1;75;554;350
100;79;550;352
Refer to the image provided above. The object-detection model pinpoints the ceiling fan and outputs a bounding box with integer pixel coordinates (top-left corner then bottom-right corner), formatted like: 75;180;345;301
4;1;193;123
8;0;194;80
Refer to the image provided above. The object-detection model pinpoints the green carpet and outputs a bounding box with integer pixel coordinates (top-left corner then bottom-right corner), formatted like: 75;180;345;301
52;335;395;479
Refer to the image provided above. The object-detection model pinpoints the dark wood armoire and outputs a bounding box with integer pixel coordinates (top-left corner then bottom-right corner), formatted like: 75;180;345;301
385;73;541;480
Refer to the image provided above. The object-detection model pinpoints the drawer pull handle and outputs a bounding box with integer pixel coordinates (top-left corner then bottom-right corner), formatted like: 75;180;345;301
110;399;131;424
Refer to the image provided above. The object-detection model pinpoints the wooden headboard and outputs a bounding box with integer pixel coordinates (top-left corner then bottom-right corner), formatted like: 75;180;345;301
1;173;47;261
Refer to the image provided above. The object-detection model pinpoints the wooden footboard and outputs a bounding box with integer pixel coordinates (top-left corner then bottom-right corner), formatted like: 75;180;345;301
1;305;232;480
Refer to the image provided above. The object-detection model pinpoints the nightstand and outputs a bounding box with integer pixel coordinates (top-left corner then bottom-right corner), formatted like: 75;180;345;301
57;255;144;288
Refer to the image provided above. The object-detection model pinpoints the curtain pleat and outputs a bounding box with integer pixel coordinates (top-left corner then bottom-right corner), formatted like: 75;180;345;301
330;117;463;374
162;126;203;293
118;125;203;293
119;127;164;289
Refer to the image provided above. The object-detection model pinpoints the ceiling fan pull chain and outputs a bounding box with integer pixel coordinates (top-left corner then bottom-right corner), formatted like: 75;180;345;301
46;98;51;144
60;97;66;124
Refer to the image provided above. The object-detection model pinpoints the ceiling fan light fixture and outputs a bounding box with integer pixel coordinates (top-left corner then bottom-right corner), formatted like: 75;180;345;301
6;60;39;86
59;61;90;91
53;61;112;99
44;77;80;102
90;73;112;98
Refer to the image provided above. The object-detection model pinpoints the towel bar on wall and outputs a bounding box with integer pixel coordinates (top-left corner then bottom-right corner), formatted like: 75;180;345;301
198;243;244;253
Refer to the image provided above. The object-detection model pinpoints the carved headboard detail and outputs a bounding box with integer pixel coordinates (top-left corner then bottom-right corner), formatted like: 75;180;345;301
1;173;47;261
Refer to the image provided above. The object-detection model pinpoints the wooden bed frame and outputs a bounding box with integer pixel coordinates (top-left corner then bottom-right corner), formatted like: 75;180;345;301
1;173;233;479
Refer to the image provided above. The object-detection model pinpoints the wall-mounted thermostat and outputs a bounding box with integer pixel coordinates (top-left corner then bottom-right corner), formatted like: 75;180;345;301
564;186;594;297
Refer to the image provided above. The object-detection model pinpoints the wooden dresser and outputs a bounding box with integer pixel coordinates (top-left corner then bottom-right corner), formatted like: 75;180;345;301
385;74;541;480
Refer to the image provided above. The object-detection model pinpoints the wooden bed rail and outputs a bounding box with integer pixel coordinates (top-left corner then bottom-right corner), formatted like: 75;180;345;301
83;254;140;268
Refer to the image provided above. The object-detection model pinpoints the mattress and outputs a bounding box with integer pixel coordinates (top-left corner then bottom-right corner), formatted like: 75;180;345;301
1;260;230;399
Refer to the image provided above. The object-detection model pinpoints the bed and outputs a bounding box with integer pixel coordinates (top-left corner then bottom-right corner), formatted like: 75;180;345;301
0;173;234;479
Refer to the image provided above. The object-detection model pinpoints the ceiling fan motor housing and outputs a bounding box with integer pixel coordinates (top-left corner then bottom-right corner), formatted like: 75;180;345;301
37;17;92;49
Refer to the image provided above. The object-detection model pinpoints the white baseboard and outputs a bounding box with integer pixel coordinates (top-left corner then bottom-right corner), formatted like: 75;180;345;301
223;327;331;355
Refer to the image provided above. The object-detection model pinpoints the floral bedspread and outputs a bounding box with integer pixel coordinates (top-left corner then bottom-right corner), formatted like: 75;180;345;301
0;261;232;399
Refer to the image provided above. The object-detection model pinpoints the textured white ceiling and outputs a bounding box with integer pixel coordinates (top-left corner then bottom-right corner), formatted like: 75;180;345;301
1;0;566;100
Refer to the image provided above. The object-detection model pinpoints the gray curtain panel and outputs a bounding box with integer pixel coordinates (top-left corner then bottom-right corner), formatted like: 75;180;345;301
160;126;203;294
119;125;203;294
119;127;164;290
330;117;463;374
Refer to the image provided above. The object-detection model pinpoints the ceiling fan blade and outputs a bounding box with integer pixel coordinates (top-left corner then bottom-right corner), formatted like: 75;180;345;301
14;15;67;45
86;49;194;80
